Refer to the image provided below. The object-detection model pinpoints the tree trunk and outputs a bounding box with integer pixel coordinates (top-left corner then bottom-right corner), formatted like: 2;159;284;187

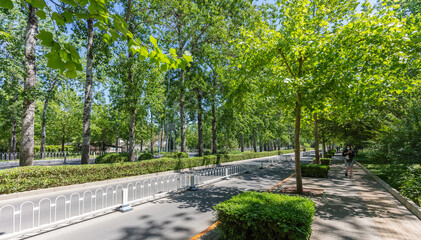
314;112;320;164
150;117;154;154
61;127;65;152
115;127;119;153
10;114;17;153
128;107;136;161
40;97;50;158
81;18;94;165
240;134;244;152
253;129;257;152
179;70;186;152
294;91;303;194
322;129;326;158
140;139;143;152
197;90;204;157
211;97;217;154
20;4;38;166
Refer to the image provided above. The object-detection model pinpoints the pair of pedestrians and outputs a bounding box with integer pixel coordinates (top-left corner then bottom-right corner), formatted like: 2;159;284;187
343;145;354;178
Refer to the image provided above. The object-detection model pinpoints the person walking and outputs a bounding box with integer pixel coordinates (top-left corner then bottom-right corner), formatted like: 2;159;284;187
342;145;355;178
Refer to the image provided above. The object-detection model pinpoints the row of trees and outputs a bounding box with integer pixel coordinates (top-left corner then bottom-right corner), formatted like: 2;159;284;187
1;0;419;193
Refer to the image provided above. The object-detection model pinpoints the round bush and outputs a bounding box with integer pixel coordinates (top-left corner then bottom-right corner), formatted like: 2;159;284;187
95;153;129;164
163;152;189;158
214;191;315;240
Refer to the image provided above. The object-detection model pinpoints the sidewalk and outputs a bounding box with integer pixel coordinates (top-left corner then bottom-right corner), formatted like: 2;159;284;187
282;163;421;240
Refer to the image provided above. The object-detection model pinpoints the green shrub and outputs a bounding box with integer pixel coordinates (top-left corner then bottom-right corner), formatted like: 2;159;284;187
325;153;334;158
163;151;189;158
95;153;129;164
138;152;154;160
312;158;331;165
301;164;330;178
214;191;315;240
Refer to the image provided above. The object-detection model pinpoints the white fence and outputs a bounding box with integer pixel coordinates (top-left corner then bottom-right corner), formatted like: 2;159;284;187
0;156;284;239
0;152;109;162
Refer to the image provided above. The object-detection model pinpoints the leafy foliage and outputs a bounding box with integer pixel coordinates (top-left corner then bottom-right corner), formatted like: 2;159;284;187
214;191;315;240
301;164;330;178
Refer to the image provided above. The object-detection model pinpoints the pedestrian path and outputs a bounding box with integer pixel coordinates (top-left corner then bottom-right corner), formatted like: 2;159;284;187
281;163;421;240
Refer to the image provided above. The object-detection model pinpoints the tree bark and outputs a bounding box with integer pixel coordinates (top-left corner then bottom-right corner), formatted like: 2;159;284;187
253;129;257;152
322;128;326;158
81;18;94;165
150;116;154;155
61;127;65;152
196;90;204;157
179;69;186;152
211;94;217;154
20;4;38;166
314;112;320;164
128;107;136;161
294;91;303;194
115;126;119;153
240;134;244;152
140;139;143;152
10;114;17;153
40;97;49;158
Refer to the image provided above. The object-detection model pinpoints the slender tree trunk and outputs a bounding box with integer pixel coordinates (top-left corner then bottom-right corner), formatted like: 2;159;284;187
253;129;257;152
314;112;320;164
211;97;217;154
81;18;94;165
150;116;154;154
179;69;186;152
128;107;136;161
61;127;65;152
115;127;119;153
322;129;326;158
40;97;50;158
140;139;143;152
197;90;204;157
294;91;303;194
10;115;17;153
240;134;244;152
20;4;38;166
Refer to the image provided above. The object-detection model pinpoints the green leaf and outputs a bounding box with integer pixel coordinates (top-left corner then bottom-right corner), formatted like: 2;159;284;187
103;33;112;44
36;10;47;19
169;48;177;56
52;12;66;26
61;0;78;7
37;30;54;47
0;0;13;9
150;35;158;48
160;64;168;72
140;47;149;58
65;70;78;78
62;11;74;23
46;52;63;69
28;0;46;9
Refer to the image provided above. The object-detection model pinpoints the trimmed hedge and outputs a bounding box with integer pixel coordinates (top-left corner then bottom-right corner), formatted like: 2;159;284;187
0;150;294;194
163;151;189;158
95;153;129;163
214;191;315;240
312;158;332;165
301;164;330;178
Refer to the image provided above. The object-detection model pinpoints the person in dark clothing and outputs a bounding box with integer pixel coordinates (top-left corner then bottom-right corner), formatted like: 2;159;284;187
342;145;355;178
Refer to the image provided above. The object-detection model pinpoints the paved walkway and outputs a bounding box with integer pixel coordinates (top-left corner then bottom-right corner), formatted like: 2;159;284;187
282;162;421;240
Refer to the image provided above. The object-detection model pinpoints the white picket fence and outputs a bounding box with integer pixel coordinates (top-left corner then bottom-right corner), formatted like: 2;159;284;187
0;156;284;239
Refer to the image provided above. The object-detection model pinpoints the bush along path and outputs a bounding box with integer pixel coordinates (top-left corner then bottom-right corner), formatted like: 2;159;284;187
0;150;294;195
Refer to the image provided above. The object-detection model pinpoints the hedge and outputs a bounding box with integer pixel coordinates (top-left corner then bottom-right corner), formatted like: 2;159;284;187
301;164;330;178
312;158;332;165
163;151;189;158
0;150;294;195
214;191;315;240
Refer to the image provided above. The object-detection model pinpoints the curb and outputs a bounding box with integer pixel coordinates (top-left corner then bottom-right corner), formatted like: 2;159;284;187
0;154;292;202
356;161;421;221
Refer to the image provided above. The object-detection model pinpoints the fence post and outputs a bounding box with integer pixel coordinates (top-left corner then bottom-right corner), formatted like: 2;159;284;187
260;162;264;169
188;175;198;191
225;168;230;180
93;152;96;163
118;188;133;212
